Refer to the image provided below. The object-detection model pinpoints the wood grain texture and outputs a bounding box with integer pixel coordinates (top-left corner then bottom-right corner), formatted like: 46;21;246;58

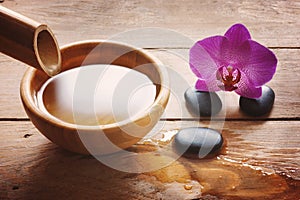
155;48;300;119
0;49;299;119
0;0;299;199
1;0;300;48
0;121;299;199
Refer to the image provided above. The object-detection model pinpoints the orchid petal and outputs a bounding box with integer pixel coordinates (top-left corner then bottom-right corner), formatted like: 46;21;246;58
195;74;221;92
220;38;251;67
190;36;226;79
235;71;262;98
224;24;251;47
240;40;277;86
189;23;277;98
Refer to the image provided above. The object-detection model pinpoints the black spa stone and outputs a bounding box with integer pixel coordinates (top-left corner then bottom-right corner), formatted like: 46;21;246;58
239;85;275;116
184;87;222;117
174;127;223;159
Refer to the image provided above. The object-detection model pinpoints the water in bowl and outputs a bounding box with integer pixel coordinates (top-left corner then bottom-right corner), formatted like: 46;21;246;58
36;64;156;126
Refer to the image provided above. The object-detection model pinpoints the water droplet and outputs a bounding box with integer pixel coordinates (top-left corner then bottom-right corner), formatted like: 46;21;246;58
184;184;193;190
161;130;178;143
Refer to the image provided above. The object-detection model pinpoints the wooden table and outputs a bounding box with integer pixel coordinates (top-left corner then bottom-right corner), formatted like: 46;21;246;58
0;0;299;199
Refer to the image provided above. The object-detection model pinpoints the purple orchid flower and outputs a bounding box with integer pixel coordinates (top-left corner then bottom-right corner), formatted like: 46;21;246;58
189;24;277;98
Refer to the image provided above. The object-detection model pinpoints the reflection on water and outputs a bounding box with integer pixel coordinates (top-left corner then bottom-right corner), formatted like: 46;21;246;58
37;64;156;125
122;130;297;199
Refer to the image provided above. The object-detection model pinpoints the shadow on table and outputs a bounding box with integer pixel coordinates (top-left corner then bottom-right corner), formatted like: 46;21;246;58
20;145;161;200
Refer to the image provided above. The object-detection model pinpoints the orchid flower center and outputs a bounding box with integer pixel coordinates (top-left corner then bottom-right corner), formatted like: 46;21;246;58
216;66;241;91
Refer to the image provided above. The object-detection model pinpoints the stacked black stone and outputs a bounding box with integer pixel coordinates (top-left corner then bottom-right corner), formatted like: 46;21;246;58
239;86;275;116
184;85;275;117
180;85;275;160
184;87;222;117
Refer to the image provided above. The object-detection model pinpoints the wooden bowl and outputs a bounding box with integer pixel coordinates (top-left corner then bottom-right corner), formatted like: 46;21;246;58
20;40;170;155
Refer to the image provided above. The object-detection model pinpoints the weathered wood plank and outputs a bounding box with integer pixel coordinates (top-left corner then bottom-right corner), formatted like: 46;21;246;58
1;0;299;199
0;56;27;118
0;49;299;119
1;0;300;48
155;48;300;119
0;121;299;199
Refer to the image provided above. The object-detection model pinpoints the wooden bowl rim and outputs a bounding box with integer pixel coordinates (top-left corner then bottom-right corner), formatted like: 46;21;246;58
20;40;170;131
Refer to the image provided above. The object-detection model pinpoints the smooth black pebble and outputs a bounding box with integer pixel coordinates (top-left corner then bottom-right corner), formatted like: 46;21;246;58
184;87;222;117
174;127;223;159
239;85;275;116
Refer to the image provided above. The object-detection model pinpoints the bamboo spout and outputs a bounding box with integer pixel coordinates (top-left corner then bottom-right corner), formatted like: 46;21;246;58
0;6;61;76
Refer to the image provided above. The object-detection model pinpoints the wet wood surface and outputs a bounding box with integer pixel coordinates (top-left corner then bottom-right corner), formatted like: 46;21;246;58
0;0;299;199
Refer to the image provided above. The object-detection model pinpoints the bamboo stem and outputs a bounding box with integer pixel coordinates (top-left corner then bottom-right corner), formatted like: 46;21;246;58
0;6;61;76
